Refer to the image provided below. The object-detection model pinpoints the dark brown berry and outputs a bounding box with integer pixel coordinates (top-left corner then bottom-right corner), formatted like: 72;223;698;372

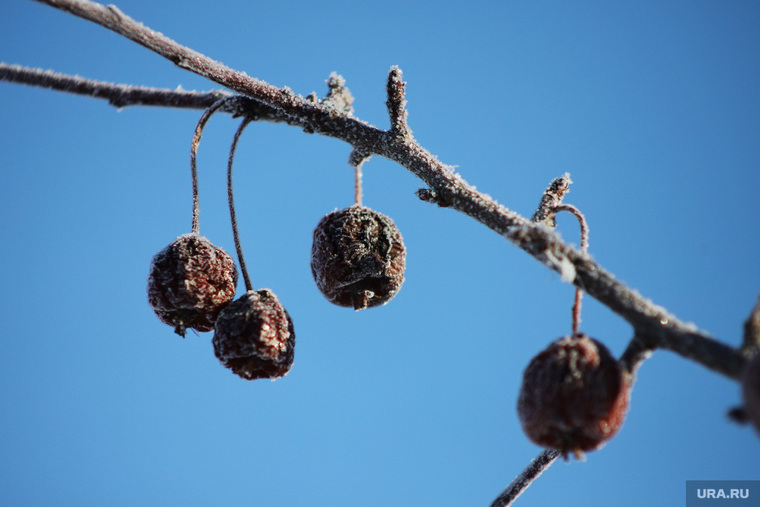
742;352;760;435
310;205;406;310
517;333;630;459
147;233;238;337
212;289;295;380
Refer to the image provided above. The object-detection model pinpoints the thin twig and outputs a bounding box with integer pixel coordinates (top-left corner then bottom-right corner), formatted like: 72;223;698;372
386;66;411;139
227;117;255;292
531;173;573;226
490;449;561;507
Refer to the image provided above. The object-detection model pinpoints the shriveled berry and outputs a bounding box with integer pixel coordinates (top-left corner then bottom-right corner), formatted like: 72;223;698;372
517;333;630;459
213;289;295;380
310;205;406;310
147;233;238;337
742;352;760;435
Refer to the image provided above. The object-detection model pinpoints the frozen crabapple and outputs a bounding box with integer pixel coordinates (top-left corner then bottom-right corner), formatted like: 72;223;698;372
742;352;760;435
517;333;630;459
212;289;295;380
147;233;238;337
310;205;406;310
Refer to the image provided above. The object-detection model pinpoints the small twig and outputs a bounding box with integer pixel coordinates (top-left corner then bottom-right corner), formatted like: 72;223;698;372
227;117;255;292
490;449;561;507
386;66;411;139
532;173;573;226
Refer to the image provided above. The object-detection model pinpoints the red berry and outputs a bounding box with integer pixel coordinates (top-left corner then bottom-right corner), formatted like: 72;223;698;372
147;233;238;337
517;333;630;459
310;205;406;310
742;352;760;435
212;289;295;380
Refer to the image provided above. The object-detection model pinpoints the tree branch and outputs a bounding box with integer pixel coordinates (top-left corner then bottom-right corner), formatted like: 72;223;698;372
11;0;743;381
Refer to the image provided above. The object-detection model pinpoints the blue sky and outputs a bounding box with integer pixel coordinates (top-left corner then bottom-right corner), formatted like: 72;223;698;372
1;1;759;506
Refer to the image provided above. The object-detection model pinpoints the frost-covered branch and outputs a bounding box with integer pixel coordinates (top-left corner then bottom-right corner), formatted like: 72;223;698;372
0;62;227;109
12;0;744;383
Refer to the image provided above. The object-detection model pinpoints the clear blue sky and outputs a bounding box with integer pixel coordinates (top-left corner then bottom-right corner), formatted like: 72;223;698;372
1;1;759;506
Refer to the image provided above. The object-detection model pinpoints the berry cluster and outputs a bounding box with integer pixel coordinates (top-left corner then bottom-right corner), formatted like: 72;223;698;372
146;99;407;381
146;101;296;381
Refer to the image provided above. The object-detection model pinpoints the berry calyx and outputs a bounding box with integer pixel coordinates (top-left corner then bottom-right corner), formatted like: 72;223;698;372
147;233;238;337
213;289;295;380
517;333;630;459
310;205;406;310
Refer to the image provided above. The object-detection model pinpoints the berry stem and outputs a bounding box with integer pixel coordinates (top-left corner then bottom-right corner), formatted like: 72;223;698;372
190;97;230;234
348;149;368;207
227;116;255;292
354;163;363;207
554;203;589;335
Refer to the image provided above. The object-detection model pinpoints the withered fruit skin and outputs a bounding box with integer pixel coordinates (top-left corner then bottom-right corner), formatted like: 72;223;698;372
310;205;406;310
212;289;295;381
147;233;238;337
742;352;760;435
517;333;630;459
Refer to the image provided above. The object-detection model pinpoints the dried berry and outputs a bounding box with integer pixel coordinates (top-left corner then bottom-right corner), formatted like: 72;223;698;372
742;352;760;435
517;333;630;459
147;233;238;337
310;205;406;310
213;289;295;380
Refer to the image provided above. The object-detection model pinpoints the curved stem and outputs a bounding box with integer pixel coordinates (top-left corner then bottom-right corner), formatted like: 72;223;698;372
554;203;589;335
227;117;255;292
190;97;229;234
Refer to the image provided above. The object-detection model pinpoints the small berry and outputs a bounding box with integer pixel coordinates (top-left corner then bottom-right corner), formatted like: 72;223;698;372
310;205;406;310
517;333;630;459
212;289;295;380
742;352;760;435
147;233;238;337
